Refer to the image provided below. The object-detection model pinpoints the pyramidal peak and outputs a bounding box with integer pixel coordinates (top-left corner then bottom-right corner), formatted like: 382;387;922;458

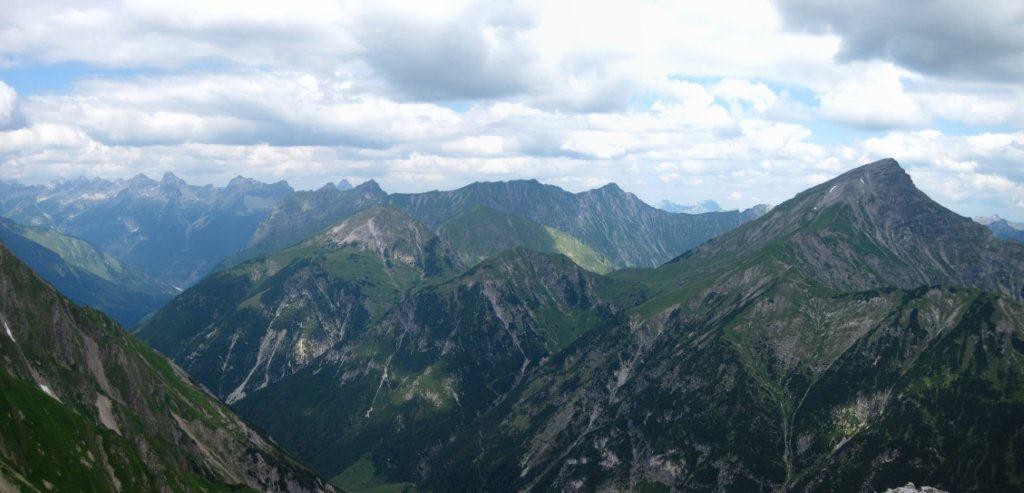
815;158;911;198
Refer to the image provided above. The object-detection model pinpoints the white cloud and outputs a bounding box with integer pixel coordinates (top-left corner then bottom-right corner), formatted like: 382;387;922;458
0;1;1020;221
442;135;506;156
0;82;15;126
915;90;1024;126
712;79;779;115
19;72;463;147
819;65;926;129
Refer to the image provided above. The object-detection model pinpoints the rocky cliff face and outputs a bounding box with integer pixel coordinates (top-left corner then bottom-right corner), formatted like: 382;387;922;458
0;241;331;492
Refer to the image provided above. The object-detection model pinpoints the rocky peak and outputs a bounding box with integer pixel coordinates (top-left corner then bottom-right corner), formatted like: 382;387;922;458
800;158;918;211
680;158;1024;299
320;206;460;275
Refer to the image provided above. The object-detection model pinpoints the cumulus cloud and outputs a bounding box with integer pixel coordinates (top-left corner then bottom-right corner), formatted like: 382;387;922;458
774;0;1024;83
353;2;540;101
818;64;926;129
19;72;462;147
0;81;16;126
0;1;1021;221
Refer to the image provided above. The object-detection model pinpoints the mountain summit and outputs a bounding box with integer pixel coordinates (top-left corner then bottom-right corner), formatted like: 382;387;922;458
676;158;1024;299
424;158;1024;491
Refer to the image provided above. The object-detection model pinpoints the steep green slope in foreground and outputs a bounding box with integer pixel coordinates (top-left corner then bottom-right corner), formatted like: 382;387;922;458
437;205;614;273
0;217;175;326
424;159;1024;491
0;242;331;492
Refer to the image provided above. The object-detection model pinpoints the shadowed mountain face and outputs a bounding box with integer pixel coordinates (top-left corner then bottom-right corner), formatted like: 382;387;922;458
0;241;331;492
0;174;294;287
243;178;768;271
0;217;175;326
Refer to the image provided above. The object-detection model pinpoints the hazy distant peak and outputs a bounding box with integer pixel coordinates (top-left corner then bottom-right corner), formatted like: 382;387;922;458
160;171;185;185
660;199;723;214
226;175;258;188
336;179;354;191
127;173;157;188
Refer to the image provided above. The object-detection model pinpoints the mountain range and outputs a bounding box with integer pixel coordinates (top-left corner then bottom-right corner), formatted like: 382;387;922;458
0;173;294;288
129;159;1024;492
659;199;723;214
3;158;1023;491
241;179;769;270
977;215;1024;243
0;240;332;491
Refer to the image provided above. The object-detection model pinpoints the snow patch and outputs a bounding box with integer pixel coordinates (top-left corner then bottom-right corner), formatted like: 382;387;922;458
3;319;13;343
828;185;838;194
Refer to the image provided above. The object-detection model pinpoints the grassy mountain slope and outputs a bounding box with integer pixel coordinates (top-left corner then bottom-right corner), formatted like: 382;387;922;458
0;241;331;492
138;159;1024;492
437;205;613;273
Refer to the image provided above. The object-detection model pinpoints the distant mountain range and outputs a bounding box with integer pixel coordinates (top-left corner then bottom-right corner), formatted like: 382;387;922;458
130;159;1024;491
0;241;331;491
976;215;1024;243
0;173;294;288
0;217;174;326
659;198;723;214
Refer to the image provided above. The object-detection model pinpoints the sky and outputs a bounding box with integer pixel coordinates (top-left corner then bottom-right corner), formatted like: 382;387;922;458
0;1;1022;220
